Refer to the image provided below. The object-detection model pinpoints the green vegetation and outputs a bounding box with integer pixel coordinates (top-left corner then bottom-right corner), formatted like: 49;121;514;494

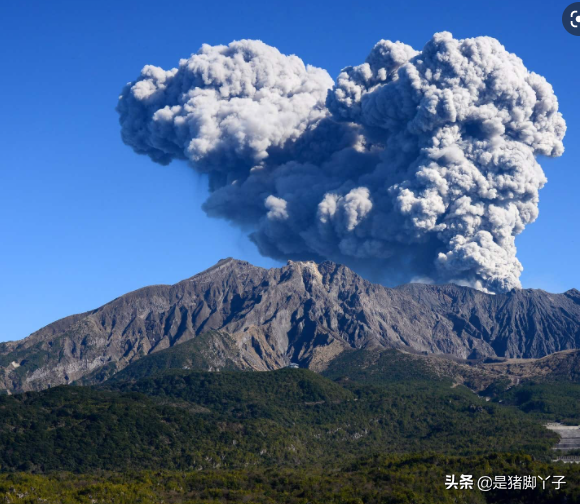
1;453;579;503
0;367;559;473
493;381;580;424
322;348;444;385
109;367;355;414
4;348;580;503
0;386;223;472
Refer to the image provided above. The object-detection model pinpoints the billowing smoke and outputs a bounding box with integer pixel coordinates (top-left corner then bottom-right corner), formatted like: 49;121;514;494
117;33;566;293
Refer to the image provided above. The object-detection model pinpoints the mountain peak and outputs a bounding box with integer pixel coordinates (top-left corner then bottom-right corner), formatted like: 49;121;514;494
286;259;324;279
2;259;580;394
565;288;580;303
187;257;259;280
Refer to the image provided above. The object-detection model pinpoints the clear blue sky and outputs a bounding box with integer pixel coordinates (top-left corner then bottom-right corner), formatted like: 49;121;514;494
1;0;578;342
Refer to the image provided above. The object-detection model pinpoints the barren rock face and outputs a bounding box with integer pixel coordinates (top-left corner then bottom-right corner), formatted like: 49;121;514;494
1;258;580;393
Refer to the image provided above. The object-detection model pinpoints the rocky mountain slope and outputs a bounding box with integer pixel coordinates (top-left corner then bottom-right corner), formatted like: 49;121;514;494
1;258;580;393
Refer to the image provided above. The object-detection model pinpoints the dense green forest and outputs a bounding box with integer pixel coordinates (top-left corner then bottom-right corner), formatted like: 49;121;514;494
324;348;580;424
1;453;579;503
492;381;580;424
0;367;562;473
2;349;580;502
322;347;445;384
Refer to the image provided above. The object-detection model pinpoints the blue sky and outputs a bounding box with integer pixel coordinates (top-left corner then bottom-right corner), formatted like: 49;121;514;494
1;0;578;342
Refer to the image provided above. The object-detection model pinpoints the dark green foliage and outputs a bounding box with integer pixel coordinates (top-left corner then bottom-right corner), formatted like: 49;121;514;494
322;348;445;385
480;379;512;398
1;453;579;503
0;367;559;473
1;353;578;503
112;368;557;457
493;381;580;424
0;386;225;472
109;367;355;417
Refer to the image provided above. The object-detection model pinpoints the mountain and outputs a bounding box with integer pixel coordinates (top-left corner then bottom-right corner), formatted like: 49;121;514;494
1;258;580;393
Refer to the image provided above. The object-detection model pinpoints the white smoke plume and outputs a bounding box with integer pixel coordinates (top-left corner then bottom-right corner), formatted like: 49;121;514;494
117;33;566;293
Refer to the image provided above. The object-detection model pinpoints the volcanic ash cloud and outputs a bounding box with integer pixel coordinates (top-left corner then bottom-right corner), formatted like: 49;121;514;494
117;33;566;293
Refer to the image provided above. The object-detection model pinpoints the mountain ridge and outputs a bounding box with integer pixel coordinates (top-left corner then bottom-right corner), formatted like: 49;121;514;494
2;258;580;393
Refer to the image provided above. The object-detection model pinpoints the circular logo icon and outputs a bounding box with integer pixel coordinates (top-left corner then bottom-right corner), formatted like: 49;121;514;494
563;3;580;35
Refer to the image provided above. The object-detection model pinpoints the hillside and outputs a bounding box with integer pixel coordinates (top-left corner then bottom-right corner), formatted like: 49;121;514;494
0;368;559;472
77;330;249;385
323;347;580;390
1;258;580;393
